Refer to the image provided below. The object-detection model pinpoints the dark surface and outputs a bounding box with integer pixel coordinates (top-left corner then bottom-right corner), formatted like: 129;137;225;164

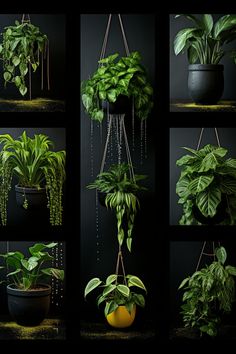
0;98;65;112
170;100;236;112
170;326;236;341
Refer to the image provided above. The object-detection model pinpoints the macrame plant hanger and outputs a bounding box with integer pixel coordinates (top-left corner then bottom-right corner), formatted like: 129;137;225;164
21;14;50;100
195;127;221;271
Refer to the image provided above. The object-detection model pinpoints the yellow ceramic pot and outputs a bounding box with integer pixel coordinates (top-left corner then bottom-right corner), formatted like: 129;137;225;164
106;305;136;328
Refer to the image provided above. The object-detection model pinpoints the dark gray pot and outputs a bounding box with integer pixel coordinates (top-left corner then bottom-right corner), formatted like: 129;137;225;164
188;64;224;104
100;95;131;114
15;185;47;209
7;284;51;326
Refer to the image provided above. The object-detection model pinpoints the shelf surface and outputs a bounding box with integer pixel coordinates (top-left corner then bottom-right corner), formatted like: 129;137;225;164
170;100;236;112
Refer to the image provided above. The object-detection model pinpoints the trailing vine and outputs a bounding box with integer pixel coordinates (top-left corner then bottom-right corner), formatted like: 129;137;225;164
0;161;13;225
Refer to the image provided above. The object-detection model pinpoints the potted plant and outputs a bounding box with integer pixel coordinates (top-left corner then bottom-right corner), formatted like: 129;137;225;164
84;273;147;328
0;131;66;226
173;14;236;104
87;163;147;251
81;51;153;122
0;19;48;98
176;144;236;225
179;246;236;337
0;242;64;326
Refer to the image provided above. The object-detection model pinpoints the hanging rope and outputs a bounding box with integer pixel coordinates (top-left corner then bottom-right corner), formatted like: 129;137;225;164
21;14;31;23
196;127;221;150
195;241;221;271
115;245;127;285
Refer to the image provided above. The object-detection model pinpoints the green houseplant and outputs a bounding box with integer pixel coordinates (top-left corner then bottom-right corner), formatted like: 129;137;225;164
176;144;236;225
179;246;236;337
81;51;153;122
173;14;236;103
0;131;66;226
84;273;147;328
0;20;48;97
0;242;64;326
87;163;147;251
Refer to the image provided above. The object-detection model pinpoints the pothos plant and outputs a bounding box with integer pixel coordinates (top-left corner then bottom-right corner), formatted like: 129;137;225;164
176;144;236;225
174;14;236;64
0;20;48;96
179;246;236;337
87;163;147;251
0;242;64;290
0;131;66;226
84;273;147;317
81;51;153;122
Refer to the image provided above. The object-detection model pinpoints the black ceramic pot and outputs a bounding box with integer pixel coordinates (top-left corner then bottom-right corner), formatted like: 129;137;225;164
188;64;224;104
15;185;47;209
192;194;228;225
100;95;131;114
7;284;51;326
98;191;107;207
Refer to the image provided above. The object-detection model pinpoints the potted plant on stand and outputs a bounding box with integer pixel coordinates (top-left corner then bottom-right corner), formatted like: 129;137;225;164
81;51;153;122
176;143;236;225
0;242;64;326
173;14;236;104
179;246;236;337
0;131;66;226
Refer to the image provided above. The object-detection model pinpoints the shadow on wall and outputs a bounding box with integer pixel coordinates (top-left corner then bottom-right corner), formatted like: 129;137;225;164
170;14;236;101
169;127;236;225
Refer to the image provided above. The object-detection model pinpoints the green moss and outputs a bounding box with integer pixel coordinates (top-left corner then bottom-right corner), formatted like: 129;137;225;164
175;100;236;110
0;98;65;112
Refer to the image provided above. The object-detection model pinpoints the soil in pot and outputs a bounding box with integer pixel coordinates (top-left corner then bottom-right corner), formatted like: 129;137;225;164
15;185;47;209
106;305;136;328
100;95;131;114
188;64;224;104
192;194;228;225
7;284;51;326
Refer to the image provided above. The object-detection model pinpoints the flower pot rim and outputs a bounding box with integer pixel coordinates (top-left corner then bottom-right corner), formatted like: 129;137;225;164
7;283;51;297
15;185;46;193
188;64;224;71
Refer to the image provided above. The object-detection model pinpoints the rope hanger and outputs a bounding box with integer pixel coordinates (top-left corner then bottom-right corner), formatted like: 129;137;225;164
21;14;31;23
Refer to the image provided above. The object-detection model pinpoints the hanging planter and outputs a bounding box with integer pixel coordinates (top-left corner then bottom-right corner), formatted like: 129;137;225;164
81;51;153;122
176;143;236;225
0;131;66;225
0;15;50;100
0;242;64;326
178;246;236;337
173;14;236;104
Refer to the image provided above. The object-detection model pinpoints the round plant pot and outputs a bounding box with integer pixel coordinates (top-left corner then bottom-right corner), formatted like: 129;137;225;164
192;194;228;225
106;305;136;328
15;185;47;209
188;64;224;104
100;95;131;114
7;283;51;326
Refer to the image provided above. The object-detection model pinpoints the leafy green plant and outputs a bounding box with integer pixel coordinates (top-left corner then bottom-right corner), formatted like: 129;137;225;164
84;273;147;317
81;51;153;122
0;242;64;290
87;163;147;251
176;144;236;225
179;246;236;337
0;131;66;225
0;20;48;96
174;14;236;64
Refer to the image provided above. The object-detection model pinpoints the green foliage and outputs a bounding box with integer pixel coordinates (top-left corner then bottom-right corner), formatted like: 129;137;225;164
87;163;147;251
176;144;236;225
174;14;236;64
81;51;153;122
84;273;147;317
0;131;66;225
0;20;48;96
0;242;64;290
179;246;236;337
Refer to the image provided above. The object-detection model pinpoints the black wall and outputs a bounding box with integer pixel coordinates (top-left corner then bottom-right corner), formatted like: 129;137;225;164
0;14;65;99
0;241;66;316
80;14;156;322
170;14;236;100
170;127;236;225
0;127;66;226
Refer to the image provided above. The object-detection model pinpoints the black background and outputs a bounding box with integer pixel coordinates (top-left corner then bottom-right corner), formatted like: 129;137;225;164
1;0;236;353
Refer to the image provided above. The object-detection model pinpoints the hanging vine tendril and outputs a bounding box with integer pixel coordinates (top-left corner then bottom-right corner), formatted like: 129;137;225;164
0;161;13;225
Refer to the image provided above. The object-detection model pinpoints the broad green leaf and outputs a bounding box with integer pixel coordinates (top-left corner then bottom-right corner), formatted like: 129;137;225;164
32;63;38;72
202;14;213;34
104;300;118;317
41;268;64;280
176;154;198;166
174;28;198;55
225;159;236;169
126;237;132;252
188;46;198;64
19;62;28;76
0;44;3;53
105;274;117;285
22;277;31;290
199;151;222;172
117;284;130;297
178;277;190;289
125;302;134;314
84;278;102;298
127;275;147;292
226;265;236;276
214;15;236;39
27;256;38;271
220;176;236;194
3;72;11;82
6;28;12;36
188;175;214;194
175;14;202;28
196;187;221;217
216;247;227;265
97;295;106;307
98;91;106;100
176;176;192;199
82;94;92;111
132;293;145;307
107;89;117;102
12;56;20;66
102;284;116;297
7;269;21;277
29;242;57;255
19;85;27;96
92;109;104;122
